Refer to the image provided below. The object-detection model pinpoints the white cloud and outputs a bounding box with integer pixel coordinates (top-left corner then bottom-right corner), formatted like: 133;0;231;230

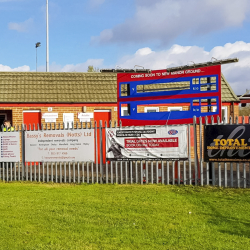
2;42;249;95
116;41;250;95
135;47;153;56
8;18;33;33
0;64;30;71
60;59;104;72
92;0;250;45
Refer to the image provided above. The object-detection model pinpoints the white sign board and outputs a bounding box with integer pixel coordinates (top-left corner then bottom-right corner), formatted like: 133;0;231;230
25;130;94;162
42;113;58;119
78;113;93;119
0;132;20;162
42;113;58;123
45;118;57;123
106;126;188;160
63;113;74;128
78;113;93;123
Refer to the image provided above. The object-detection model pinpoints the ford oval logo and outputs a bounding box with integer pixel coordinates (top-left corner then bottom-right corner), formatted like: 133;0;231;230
168;129;178;135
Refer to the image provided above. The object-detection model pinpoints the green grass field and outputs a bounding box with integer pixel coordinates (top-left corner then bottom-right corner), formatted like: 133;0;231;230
0;182;249;250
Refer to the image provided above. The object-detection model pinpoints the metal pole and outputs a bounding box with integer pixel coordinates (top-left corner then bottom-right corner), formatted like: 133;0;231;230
35;42;40;72
193;116;198;185
99;120;103;183
46;0;49;72
36;47;37;72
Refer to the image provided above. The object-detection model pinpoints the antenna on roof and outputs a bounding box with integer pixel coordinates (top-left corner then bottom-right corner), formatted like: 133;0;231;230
211;57;218;61
239;89;250;98
166;58;239;72
100;68;151;73
187;61;195;66
134;65;144;69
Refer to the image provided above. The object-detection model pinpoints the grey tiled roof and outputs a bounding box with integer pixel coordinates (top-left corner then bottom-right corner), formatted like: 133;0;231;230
221;74;239;102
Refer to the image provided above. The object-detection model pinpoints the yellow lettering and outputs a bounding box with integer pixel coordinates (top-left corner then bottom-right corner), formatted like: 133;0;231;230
227;139;234;146
214;139;220;146
241;139;247;146
233;139;240;146
220;139;227;146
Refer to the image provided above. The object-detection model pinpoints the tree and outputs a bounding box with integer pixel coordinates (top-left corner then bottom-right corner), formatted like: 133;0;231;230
87;65;99;72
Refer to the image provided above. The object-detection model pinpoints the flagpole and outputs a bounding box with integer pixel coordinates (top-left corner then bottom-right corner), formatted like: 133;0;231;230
46;0;49;72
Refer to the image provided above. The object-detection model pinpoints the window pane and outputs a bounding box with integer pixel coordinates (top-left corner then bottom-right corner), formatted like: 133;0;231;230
146;109;158;113
168;107;182;111
137;81;190;93
122;110;129;116
222;109;225;118
121;84;130;96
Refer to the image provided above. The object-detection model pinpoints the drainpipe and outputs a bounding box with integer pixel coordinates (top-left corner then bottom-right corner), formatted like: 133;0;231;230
232;102;235;122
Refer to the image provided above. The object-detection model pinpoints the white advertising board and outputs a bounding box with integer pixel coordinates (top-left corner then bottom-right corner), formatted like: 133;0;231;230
0;132;20;162
78;113;93;123
63;113;74;128
106;126;188;160
80;119;90;123
25;130;94;162
42;113;58;123
78;113;93;119
45;118;57;123
42;113;58;119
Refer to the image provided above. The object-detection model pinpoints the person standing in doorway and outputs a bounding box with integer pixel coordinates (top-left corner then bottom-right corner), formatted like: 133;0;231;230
3;120;14;132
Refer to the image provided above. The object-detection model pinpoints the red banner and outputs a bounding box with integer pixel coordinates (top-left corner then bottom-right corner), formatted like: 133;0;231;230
124;138;178;148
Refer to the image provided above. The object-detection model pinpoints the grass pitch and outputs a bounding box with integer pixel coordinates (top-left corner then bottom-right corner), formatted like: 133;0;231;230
0;182;249;250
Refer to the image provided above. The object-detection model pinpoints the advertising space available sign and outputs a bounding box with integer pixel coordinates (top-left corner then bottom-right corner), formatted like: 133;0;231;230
25;130;94;162
42;113;58;123
204;125;250;162
42;113;58;119
0;132;20;162
106;126;188;161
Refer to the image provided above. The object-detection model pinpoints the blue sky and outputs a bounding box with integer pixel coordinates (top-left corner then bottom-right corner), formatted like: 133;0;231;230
1;0;250;94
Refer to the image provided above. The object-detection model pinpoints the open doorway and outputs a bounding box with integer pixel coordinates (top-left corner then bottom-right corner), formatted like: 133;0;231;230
0;110;12;128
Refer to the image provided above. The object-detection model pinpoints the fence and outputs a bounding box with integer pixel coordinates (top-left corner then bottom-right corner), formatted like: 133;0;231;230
0;116;249;188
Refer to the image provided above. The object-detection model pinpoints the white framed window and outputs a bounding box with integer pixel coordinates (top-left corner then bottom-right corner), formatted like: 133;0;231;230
167;107;183;111
212;106;228;123
212;106;217;113
144;107;159;113
121;107;129;116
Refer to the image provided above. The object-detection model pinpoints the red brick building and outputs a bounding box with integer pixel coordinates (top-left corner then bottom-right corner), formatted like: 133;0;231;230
0;71;239;128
